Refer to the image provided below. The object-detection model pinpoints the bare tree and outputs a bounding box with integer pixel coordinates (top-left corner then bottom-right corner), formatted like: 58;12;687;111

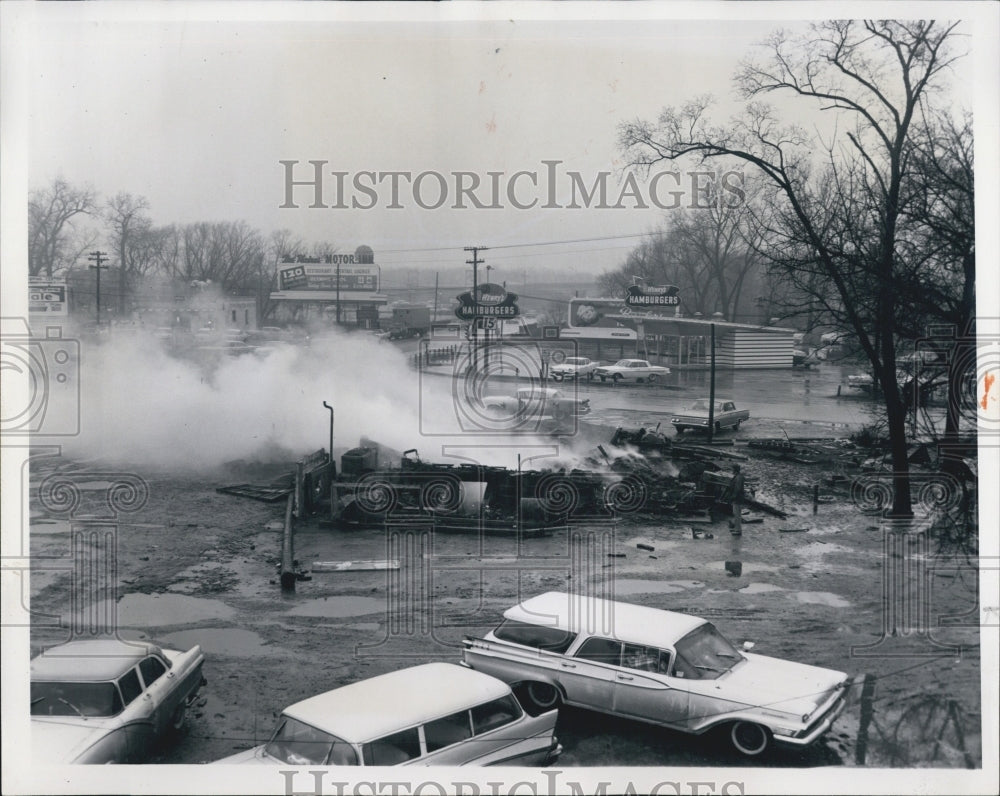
261;228;306;324
28;179;98;277
105;192;151;314
620;20;964;517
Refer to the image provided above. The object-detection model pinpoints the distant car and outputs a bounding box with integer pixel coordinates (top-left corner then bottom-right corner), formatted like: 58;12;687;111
671;399;749;434
549;357;599;381
593;359;670;384
481;387;591;421
213;662;561;767
792;348;820;367
462;591;850;757
31;639;205;764
846;373;876;393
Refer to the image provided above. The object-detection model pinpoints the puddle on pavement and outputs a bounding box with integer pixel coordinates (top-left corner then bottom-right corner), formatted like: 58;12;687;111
606;579;704;596
84;592;237;627
284;595;387;618
160;627;279;657
795;591;851;607
738;582;786;594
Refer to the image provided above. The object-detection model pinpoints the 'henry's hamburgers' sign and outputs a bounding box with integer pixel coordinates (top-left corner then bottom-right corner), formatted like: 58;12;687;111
454;283;520;319
624;284;680;307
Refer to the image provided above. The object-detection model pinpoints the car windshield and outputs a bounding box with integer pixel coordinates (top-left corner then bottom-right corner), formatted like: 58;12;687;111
565;358;587;365
672;623;743;680
264;717;359;766
31;681;123;717
612;360;631;367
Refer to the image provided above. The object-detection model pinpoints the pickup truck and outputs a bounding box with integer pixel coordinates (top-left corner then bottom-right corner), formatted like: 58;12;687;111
593;359;670;384
670;399;749;434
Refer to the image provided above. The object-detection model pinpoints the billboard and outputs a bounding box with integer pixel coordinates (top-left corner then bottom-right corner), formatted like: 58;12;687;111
567;297;675;329
28;281;68;316
278;262;380;292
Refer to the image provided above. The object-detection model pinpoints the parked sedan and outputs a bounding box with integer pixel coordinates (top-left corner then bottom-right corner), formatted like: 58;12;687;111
593;359;670;384
462;591;850;757
549;357;599;381
214;662;561;766
31;639;206;764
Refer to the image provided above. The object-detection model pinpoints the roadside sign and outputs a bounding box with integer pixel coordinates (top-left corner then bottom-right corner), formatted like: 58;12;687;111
454;282;520;320
624;284;680;307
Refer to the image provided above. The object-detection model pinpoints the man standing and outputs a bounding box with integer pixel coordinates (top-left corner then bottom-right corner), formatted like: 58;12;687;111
726;464;746;536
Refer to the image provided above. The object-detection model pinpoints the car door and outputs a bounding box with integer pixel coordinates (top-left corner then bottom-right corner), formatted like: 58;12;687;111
117;666;156;761
138;655;176;736
612;644;690;726
557;636;619;711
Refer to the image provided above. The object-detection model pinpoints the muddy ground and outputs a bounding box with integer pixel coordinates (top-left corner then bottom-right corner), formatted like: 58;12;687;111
27;417;982;770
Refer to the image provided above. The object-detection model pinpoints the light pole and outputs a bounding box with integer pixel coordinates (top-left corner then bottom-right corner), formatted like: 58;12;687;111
88;251;109;326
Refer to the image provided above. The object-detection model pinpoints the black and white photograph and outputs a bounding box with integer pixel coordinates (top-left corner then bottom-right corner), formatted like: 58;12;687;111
2;2;998;794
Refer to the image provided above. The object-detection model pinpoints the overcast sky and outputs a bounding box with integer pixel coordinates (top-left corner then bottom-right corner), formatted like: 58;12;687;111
6;2;993;281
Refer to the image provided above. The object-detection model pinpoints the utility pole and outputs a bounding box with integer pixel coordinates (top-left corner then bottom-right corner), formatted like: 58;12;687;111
88;251;109;326
336;258;341;326
464;246;488;372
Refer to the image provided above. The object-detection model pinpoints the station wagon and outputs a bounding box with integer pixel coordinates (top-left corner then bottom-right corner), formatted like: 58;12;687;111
462;591;850;756
214;662;561;766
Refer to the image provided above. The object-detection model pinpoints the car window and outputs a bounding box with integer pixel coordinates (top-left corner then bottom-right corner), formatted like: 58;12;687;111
362;727;421;766
424;710;473;752
673;623;744;681
31;681;123;717
723;403;735;411
691;399;708;410
622;644;671;674
493;619;577;653
471;695;522;735
574;636;623;665
265;717;359;766
117;668;143;705
139;656;167;688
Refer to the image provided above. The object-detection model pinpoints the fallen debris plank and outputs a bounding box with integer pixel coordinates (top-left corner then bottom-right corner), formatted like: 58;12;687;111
312;559;400;572
778;527;810;533
675;445;749;461
217;484;293;502
636;543;655;552
745;497;788;519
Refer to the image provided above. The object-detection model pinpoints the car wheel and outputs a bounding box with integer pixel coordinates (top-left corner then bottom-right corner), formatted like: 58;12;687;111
674;426;684;435
730;721;770;756
552;373;564;382
734;419;741;430
646;373;658;384
170;701;188;732
612;374;623;384
586;372;594;381
715;422;722;433
525;681;562;712
600;376;607;382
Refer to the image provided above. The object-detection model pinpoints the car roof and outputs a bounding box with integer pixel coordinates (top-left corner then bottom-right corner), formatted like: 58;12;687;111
31;639;166;682
503;591;706;650
283;663;512;743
